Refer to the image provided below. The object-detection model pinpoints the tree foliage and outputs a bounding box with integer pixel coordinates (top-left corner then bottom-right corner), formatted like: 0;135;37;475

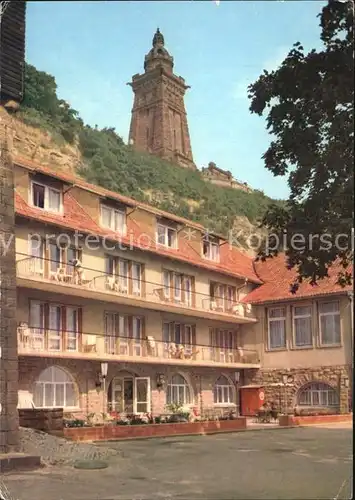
19;63;278;239
248;0;354;291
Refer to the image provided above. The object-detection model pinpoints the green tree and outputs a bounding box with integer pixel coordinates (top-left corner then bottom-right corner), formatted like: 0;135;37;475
248;0;354;291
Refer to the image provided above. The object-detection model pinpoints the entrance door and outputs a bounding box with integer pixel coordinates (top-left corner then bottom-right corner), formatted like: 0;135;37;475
110;376;150;415
111;377;134;413
134;377;151;414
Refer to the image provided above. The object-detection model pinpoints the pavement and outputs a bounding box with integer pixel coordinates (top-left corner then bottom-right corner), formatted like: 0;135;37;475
2;424;353;500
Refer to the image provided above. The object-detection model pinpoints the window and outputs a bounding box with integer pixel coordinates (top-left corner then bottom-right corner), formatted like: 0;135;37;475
47;241;80;276
29;235;44;275
31;181;62;213
105;256;142;296
298;382;339;407
29;301;81;352
293;305;312;347
162;270;194;305
319;301;341;345
167;374;191;405
214;375;234;404
104;313;143;356
210;329;237;351
157;223;177;248
210;282;236;311
202;237;220;262
33;366;78;408
100;204;126;234
163;322;194;347
268;307;286;349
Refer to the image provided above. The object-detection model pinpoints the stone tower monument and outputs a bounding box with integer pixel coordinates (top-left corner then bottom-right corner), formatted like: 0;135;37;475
128;28;195;169
0;0;27;453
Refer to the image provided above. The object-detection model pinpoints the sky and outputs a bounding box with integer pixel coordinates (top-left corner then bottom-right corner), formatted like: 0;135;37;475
25;0;327;200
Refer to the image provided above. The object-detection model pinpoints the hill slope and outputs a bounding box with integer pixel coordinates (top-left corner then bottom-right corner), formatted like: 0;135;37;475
13;63;281;242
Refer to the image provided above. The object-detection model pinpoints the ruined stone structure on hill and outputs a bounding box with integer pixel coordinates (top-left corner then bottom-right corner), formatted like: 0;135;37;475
202;162;253;193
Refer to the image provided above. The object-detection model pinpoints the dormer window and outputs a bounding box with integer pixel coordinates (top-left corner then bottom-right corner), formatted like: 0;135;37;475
31;181;62;213
157;222;177;249
203;236;220;262
100;204;126;234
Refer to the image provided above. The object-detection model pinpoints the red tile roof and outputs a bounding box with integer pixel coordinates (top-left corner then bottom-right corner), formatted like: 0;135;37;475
243;253;353;304
13;155;207;231
14;159;261;284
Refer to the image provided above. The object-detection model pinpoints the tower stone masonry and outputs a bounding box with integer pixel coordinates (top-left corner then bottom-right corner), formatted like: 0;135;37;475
0;108;19;453
128;28;195;169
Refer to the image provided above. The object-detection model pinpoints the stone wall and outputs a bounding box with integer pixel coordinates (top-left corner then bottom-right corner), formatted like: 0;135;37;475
18;357;238;418
19;408;63;432
0;107;19;452
244;365;351;414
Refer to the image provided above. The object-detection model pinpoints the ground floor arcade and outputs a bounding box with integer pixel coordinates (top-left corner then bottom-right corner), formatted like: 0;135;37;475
17;357;351;419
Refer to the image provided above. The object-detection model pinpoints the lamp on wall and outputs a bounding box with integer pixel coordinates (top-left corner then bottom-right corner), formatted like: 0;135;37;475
156;373;165;390
100;362;108;417
234;372;241;416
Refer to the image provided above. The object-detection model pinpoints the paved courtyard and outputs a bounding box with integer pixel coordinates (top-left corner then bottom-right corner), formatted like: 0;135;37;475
3;424;353;500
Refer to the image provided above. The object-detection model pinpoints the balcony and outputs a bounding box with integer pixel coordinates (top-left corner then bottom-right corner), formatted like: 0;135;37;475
16;254;256;324
17;328;260;368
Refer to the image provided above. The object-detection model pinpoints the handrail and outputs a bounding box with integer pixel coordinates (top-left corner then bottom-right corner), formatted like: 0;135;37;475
16;252;254;318
16;326;259;355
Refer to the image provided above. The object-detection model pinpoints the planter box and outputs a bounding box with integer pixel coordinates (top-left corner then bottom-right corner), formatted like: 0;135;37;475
19;408;64;432
279;413;352;427
63;418;247;442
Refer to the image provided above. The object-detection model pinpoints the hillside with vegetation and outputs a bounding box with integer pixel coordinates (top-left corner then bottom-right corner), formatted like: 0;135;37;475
14;63;282;240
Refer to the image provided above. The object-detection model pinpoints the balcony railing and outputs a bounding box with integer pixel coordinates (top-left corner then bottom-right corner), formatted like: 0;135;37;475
17;328;260;366
16;254;254;320
16;254;142;298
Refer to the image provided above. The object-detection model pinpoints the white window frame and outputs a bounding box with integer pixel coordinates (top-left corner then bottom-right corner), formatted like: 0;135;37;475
318;301;341;346
134;377;151;415
267;307;287;350
202;239;220;262
298;382;339;407
100;204;126;235
28;235;44;275
293;305;313;347
166;374;191;406
213;375;235;405
66;306;79;352
156;223;177;249
163;270;171;299
132;262;142;296
33;366;79;409
30;180;63;214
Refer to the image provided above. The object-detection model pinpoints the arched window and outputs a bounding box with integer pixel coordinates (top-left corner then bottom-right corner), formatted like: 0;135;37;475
214;375;234;404
167;374;191;405
33;366;78;408
298;382;339;407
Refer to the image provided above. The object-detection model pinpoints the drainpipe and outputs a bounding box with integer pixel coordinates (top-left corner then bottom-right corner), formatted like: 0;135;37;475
236;278;249;301
348;291;353;404
348;292;353;353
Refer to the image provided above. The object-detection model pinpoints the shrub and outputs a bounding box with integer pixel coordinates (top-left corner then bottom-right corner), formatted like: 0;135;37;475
64;419;85;428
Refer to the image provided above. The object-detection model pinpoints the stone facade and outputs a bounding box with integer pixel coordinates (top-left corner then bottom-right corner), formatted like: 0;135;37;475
244;365;351;414
0;107;19;452
128;29;195;170
18;357;239;419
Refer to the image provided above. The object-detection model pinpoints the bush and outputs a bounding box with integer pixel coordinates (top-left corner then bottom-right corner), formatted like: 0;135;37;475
64;419;85;428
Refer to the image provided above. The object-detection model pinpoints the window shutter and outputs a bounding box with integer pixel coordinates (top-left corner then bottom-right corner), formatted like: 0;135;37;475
77;308;83;352
192;325;196;353
62;306;67;351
